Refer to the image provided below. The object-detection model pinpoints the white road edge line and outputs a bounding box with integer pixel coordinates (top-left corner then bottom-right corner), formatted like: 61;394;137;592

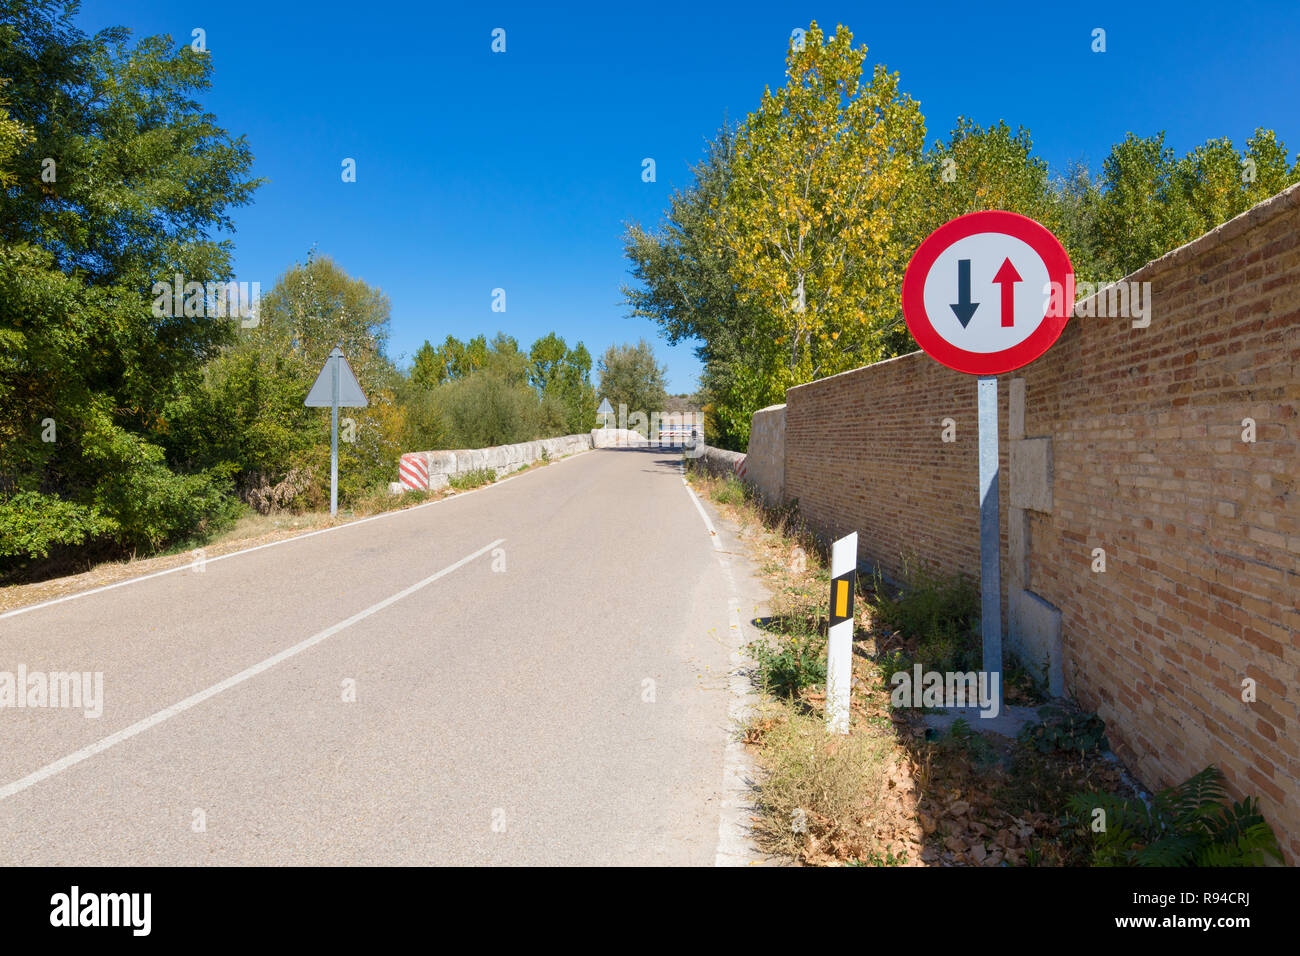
679;462;760;866
0;537;505;803
1;447;591;621
682;472;722;548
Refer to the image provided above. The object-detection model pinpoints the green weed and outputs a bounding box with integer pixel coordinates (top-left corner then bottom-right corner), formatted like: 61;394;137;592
448;467;497;490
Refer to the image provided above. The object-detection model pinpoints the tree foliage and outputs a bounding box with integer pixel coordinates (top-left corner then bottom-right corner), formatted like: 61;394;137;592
166;253;404;509
624;19;1300;450
1089;129;1299;277
722;22;925;387
597;339;668;428
623;130;765;447
0;0;260;573
404;330;596;449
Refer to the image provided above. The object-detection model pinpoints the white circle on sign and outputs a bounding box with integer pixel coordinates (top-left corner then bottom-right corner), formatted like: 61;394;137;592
921;233;1052;354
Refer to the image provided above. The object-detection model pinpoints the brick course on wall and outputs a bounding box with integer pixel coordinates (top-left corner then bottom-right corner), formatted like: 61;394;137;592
779;184;1300;861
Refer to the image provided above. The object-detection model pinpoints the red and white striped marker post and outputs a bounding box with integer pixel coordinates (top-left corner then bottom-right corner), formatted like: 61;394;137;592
399;453;429;491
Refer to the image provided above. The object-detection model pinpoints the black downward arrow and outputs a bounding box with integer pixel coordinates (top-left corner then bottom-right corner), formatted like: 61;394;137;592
950;258;979;328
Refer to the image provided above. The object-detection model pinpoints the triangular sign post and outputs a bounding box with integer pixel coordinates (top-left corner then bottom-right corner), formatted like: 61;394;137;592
596;396;614;429
305;346;368;516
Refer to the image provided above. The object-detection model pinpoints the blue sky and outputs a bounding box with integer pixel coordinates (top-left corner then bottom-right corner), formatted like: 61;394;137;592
76;0;1300;393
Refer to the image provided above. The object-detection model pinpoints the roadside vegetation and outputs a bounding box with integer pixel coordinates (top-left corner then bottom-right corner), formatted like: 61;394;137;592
687;463;1283;867
1;2;685;584
626;21;1300;449
447;467;497;490
0;451;565;615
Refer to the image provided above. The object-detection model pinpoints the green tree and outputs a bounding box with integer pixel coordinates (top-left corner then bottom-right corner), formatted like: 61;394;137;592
598;340;668;431
528;332;569;393
410;340;442;389
1092;129;1298;278
624;129;773;449
439;370;544;449
624;23;927;447
485;332;529;385
529;333;596;433
1090;132;1186;279
721;22;926;386
464;334;489;375
0;1;259;572
911;117;1108;293
555;341;597;433
168;254;402;508
919;120;1062;225
438;335;468;380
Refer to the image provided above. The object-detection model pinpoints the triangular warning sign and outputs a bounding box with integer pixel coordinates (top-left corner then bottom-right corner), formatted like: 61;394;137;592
305;347;368;407
596;397;614;415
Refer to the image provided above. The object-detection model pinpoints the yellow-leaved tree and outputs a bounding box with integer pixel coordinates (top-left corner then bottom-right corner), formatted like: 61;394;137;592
721;22;926;388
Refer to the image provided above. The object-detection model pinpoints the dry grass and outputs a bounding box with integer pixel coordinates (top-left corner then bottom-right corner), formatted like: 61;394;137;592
685;462;1136;868
746;700;922;865
687;463;923;866
0;510;339;614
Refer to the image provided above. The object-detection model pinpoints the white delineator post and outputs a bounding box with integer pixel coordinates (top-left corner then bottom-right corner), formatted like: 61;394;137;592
826;532;858;735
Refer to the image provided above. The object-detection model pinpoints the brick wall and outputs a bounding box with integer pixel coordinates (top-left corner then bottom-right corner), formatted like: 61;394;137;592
785;352;1007;578
779;184;1300;861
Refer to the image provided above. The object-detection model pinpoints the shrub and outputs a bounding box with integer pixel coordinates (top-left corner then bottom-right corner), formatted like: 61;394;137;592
748;632;827;698
0;492;116;563
710;475;748;505
1019;705;1109;755
870;559;980;673
95;459;242;552
749;704;896;859
441;371;547;448
1067;766;1284;866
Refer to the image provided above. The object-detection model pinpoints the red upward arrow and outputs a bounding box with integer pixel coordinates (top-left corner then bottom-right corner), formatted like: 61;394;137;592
993;258;1022;327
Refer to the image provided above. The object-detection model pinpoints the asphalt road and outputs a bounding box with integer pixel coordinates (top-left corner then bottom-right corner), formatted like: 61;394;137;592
0;448;754;865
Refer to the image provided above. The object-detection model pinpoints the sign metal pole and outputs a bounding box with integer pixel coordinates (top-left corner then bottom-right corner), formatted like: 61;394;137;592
900;211;1073;714
330;354;339;517
977;375;1001;682
305;345;366;516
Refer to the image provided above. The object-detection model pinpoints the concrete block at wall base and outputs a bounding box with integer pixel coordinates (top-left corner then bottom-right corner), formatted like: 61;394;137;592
543;435;589;458
1010;437;1053;513
696;445;746;479
478;447;508;472
388;473;450;495
1009;588;1064;697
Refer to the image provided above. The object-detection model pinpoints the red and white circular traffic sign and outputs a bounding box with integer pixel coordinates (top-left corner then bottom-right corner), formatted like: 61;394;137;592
901;210;1073;375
